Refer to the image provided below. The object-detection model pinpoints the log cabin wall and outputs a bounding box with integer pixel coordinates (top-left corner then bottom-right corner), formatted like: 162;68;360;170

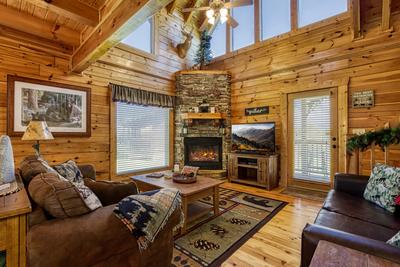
208;0;400;181
0;8;198;180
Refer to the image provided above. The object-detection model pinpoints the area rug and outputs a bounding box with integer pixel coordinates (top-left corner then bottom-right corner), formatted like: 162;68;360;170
172;188;287;267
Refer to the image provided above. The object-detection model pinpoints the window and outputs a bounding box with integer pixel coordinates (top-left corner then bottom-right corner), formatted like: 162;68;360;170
116;103;170;174
121;18;153;53
211;21;226;57
298;0;348;27
231;4;254;51
261;0;291;40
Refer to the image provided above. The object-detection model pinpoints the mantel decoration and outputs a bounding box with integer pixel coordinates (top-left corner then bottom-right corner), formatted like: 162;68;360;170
195;31;213;70
347;127;400;153
7;75;91;137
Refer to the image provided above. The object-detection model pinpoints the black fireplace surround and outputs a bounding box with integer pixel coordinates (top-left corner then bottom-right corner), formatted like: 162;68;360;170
184;137;223;170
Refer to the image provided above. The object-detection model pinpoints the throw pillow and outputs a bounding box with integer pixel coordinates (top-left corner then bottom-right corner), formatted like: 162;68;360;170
28;172;91;218
54;160;102;211
363;163;400;213
0;135;15;184
387;231;400;248
19;156;59;185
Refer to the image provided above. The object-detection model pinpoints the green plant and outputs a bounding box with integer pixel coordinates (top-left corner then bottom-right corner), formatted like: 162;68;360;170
347;127;400;153
195;31;213;69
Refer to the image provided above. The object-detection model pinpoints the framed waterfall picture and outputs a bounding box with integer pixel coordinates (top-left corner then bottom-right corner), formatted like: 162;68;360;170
7;75;91;137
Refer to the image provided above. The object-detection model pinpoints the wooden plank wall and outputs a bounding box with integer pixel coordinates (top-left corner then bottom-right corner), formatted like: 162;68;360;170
0;8;198;180
208;1;400;179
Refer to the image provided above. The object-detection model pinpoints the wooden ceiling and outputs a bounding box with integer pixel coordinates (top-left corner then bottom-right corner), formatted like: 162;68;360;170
0;0;205;72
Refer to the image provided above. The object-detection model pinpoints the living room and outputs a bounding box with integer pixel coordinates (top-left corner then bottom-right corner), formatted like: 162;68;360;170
0;0;399;266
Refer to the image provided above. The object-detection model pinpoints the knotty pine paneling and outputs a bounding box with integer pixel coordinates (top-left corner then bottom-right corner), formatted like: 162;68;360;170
0;7;197;180
208;6;400;178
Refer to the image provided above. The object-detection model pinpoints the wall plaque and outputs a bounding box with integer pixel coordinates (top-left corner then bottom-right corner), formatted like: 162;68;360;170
245;106;269;116
352;90;374;108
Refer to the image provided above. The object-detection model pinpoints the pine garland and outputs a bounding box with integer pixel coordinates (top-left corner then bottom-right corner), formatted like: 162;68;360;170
347;127;400;153
195;31;213;69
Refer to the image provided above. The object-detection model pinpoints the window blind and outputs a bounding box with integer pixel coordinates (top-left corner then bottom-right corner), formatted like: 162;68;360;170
116;103;170;175
292;93;331;183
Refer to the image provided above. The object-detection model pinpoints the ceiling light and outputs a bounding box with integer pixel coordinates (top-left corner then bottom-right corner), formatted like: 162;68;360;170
206;9;215;19
208;16;215;25
220;15;228;24
220;8;228;17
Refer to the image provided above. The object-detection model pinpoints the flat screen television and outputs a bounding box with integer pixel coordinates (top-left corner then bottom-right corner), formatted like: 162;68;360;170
231;123;275;154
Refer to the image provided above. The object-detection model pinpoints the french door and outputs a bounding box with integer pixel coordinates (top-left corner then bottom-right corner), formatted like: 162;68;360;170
288;88;338;190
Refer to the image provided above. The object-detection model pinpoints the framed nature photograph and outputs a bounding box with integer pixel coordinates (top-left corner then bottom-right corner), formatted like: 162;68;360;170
7;75;91;137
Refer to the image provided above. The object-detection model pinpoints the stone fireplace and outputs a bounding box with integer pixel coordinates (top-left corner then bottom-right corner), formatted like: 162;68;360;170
174;70;231;178
184;137;222;170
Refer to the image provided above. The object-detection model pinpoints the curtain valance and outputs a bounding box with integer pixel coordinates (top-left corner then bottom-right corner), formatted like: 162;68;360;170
110;83;175;108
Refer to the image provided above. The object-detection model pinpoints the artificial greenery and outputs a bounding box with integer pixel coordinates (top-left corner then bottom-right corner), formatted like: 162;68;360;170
195;31;213;69
347;127;400;153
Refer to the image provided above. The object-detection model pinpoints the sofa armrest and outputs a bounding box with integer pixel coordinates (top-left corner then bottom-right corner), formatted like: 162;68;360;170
78;164;96;180
28;205;181;267
84;178;138;206
333;173;370;197
301;224;400;267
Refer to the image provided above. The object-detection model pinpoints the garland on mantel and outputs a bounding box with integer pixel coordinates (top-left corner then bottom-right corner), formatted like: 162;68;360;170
347;127;400;153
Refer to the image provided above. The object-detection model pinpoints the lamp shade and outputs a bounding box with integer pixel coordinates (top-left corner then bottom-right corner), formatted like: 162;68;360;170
22;120;54;141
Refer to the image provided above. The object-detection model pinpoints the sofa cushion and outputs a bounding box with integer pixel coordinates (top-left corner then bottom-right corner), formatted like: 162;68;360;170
323;190;400;230
54;160;102;211
387;231;400;248
28;172;91;218
19;156;58;185
364;163;400;213
314;209;397;242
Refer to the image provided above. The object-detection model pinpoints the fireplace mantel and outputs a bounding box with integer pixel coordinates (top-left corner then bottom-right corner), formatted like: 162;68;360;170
181;113;226;120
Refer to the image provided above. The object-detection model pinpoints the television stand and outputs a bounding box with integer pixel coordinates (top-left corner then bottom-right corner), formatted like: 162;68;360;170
228;153;279;190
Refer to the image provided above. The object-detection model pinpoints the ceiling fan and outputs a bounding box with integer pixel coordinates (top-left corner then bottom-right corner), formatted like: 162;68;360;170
182;0;253;31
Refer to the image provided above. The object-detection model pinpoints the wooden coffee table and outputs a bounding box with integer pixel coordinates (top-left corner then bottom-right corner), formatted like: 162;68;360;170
131;172;224;234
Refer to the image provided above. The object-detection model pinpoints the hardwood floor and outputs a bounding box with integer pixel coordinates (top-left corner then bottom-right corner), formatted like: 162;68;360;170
220;182;324;267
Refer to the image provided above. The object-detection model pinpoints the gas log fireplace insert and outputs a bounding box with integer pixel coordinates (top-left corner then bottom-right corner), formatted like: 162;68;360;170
184;137;223;170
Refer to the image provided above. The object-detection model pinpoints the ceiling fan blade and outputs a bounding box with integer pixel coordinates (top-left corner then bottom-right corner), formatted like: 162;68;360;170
199;17;209;31
227;14;239;28
182;6;210;12
224;0;253;8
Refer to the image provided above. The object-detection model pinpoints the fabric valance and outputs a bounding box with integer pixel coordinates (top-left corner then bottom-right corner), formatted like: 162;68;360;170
110;84;175;108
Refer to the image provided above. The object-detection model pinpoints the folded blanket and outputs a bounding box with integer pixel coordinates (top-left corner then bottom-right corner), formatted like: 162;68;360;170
113;188;183;250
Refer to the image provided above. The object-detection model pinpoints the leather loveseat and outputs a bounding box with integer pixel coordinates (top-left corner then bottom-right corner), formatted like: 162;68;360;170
19;160;180;267
301;173;400;266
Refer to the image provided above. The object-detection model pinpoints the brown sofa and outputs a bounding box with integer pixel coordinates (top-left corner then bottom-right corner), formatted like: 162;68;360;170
301;173;400;267
20;164;180;267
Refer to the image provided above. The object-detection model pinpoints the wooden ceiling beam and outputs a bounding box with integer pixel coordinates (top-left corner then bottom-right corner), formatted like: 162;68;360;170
23;0;99;27
382;0;392;32
71;0;174;73
0;4;80;46
166;0;177;14
183;0;200;25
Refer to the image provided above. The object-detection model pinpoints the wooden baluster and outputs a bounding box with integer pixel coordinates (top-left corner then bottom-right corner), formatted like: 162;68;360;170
384;146;389;165
370;141;376;170
355;148;360;175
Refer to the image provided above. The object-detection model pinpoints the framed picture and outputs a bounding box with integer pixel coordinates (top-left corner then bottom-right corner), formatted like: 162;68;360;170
7;75;91;137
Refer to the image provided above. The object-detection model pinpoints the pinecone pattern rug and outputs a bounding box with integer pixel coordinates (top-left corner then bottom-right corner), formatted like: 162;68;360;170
172;188;287;267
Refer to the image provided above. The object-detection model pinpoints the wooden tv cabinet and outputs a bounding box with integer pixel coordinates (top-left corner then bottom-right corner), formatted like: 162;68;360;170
228;153;279;190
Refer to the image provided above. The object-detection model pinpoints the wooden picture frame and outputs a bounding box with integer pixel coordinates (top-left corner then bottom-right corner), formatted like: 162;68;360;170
7;75;91;137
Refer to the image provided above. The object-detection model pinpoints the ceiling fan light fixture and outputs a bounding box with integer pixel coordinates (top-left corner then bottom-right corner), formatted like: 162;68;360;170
208;16;215;25
206;9;215;19
220;15;228;24
220;7;228;17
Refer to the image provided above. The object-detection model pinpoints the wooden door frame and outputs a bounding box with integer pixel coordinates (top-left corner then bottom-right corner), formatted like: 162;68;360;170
280;83;348;190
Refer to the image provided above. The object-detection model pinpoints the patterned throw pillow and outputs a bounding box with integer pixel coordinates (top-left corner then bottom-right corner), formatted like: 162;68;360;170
387;231;400;248
0;135;15;184
54;160;102;211
363;164;400;213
